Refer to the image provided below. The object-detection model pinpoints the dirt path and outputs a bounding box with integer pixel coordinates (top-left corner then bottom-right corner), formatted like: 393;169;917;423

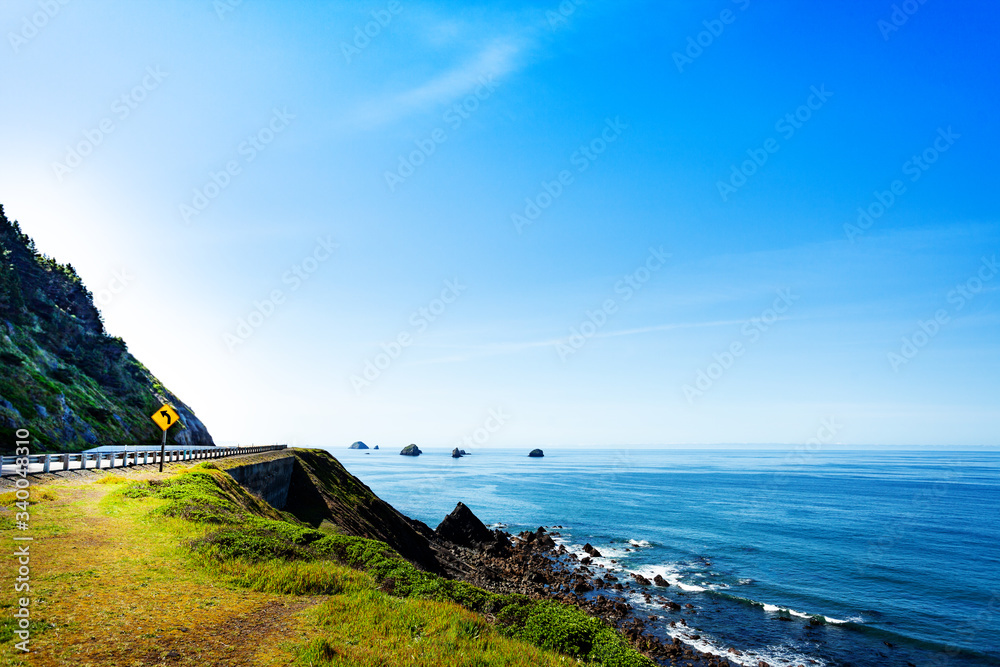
4;481;322;667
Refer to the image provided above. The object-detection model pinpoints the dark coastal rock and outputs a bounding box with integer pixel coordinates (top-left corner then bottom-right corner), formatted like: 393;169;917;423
653;574;669;587
435;502;495;549
373;445;379;450
632;573;652;586
484;529;512;556
451;448;463;458
400;444;422;456
528;448;544;457
583;543;603;558
348;441;368;449
514;527;556;552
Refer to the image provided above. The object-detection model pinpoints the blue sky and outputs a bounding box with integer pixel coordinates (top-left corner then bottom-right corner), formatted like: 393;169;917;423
1;0;997;448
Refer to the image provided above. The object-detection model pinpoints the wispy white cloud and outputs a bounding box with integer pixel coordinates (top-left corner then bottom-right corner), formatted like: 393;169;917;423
347;35;526;129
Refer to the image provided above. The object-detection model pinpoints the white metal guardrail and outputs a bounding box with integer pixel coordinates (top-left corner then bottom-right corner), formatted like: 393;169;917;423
0;445;287;477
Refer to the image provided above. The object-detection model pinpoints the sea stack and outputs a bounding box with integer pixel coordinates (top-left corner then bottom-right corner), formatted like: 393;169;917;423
400;444;422;456
373;445;379;450
349;441;369;450
435;502;500;550
451;448;464;458
528;448;544;458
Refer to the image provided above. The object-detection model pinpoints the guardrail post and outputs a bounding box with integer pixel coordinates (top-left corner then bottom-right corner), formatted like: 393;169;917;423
43;454;51;473
95;453;102;469
63;453;69;471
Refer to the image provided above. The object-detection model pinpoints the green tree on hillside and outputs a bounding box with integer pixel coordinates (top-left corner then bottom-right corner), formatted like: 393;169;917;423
0;244;26;320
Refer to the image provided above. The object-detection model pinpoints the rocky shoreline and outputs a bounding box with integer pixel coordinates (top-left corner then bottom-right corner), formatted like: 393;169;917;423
420;503;778;667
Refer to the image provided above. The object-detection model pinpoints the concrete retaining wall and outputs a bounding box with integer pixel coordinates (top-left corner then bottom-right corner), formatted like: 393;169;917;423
224;455;295;509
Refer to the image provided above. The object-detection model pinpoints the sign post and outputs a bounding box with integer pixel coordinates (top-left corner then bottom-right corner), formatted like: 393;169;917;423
151;404;180;472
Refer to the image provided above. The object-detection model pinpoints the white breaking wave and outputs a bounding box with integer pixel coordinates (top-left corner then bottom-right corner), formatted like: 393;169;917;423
625;594;826;667
627;563;708;592
550;538;827;667
759;602;851;625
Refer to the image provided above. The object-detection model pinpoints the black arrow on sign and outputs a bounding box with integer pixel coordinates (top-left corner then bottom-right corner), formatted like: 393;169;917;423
160;410;172;425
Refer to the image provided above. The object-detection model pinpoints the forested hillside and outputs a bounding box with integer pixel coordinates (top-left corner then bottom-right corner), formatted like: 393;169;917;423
0;204;213;453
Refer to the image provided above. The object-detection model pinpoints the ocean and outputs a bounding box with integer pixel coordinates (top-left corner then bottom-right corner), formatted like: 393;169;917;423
332;447;1000;667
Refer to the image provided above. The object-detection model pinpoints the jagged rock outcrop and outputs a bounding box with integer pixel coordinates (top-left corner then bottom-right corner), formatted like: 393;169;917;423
283;449;443;572
400;444;422;456
435;502;495;547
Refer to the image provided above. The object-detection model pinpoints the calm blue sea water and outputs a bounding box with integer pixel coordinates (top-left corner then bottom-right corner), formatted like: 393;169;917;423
332;448;1000;667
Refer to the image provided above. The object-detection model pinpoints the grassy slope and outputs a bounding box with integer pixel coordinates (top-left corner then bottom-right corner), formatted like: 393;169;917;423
0;463;654;667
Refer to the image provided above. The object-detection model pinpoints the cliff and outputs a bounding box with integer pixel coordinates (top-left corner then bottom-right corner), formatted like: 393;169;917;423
0;204;213;452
